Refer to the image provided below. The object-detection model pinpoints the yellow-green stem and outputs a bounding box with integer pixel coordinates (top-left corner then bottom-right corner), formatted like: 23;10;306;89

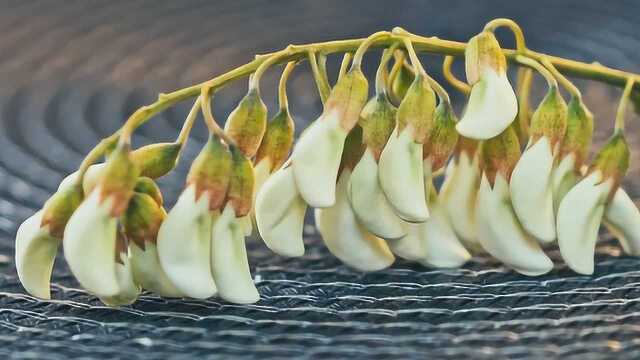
176;98;201;146
278;61;297;111
540;57;582;99
442;55;471;96
308;51;331;104
515;55;558;88
484;18;527;54
616;78;636;132
338;52;352;82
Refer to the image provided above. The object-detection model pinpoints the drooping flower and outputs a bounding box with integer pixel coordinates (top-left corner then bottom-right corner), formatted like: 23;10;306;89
378;73;436;222
557;132;629;274
224;86;268;158
510;86;568;243
475;126;553;275
157;135;231;299
457;31;518;139
315;127;395;271
603;187;640;255
291;67;369;207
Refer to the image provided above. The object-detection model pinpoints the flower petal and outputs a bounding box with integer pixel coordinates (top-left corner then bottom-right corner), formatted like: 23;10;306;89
456;69;518;140
389;221;427;261
63;190;121;298
58;164;105;194
476;174;553;276
551;153;579;213
603;187;640;255
291;111;348;207
315;170;395;271
348;149;405;239
557;172;610;274
130;242;183;298
255;164;306;257
100;247;140;306
15;211;59;299
439;153;481;249
211;204;260;304
378;127;429;223
157;185;217;299
510;137;556;243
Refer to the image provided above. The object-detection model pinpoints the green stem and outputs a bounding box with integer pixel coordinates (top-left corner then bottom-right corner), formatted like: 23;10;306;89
338;52;352;82
375;43;399;95
308;51;331;104
615;78;636;132
442;55;470;96
484;18;527;53
352;31;389;69
200;88;235;145
175;98;201;146
75;134;119;186
278;61;297;111
515;55;558;88
540;57;582;99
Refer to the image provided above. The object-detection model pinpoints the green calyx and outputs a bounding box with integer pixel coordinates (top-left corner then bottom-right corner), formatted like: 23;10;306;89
41;184;84;238
224;88;268;158
528;86;568;147
358;94;397;161
134;177;163;206
396;74;437;143
226;146;255;217
187;135;232;211
465;31;506;85
131;142;181;179
591;130;630;186
98;144;141;217
339;125;366;173
561;96;594;170
123;192;166;249
324;67;369;131
254;108;295;172
481;125;521;185
423;102;459;171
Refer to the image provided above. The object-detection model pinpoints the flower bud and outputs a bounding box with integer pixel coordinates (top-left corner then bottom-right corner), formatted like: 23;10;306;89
465;31;506;85
590;131;629;194
224;88;268;158
41;185;84;238
133;177;163;206
358;94;397;161
226;146;255;217
559;97;594;171
123;193;165;249
186;135;232;211
324;67;369;131
97;144;140;217
480;126;521;186
131;142;181;179
395;74;437;143
423;102;459;172
528;86;568;147
254;109;295;172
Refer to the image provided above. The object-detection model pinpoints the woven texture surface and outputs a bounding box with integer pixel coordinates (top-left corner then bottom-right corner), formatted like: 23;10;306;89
3;1;640;358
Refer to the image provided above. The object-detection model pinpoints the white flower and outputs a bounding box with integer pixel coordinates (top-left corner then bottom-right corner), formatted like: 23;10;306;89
510;137;557;243
378;127;429;223
255;163;306;257
15;211;59;299
456;69;518;140
130;242;183;298
315;169;395;271
348;148;405;239
58;164;105;194
603;187;640;255
291;111;347;208
99;243;140;306
551;153;580;213
63;189;140;302
157;185;217;299
210;203;260;304
557;171;612;274
476;174;553;275
438;152;481;250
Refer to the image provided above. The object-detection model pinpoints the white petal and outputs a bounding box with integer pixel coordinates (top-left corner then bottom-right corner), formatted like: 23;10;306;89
378;127;429;223
439;153;481;248
456;70;518;140
315;170;395;271
255;165;306;257
58;164;105;193
389;221;427;261
510;137;556;243
239;215;253;237
157;185;217;299
419;195;471;268
100;250;140;306
253;158;272;204
476;174;553;276
15;211;59;299
211;204;259;304
130;242;183;298
348;149;405;239
551;154;578;214
604;187;640;255
63;190;121;298
557;171;611;274
291;111;347;207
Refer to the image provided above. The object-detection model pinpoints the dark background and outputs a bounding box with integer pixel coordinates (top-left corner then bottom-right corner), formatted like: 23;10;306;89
2;1;640;358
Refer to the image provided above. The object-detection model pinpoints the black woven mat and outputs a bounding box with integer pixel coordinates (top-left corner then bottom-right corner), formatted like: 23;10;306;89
2;1;640;358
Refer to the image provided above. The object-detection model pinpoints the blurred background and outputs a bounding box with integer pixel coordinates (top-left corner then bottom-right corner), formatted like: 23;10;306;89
2;0;640;358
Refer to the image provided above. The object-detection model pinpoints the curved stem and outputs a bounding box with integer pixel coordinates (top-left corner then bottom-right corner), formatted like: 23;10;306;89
484;18;527;53
278;61;297;111
516;67;534;138
176;98;201;146
317;53;330;90
425;73;451;105
250;50;286;91
615;78;636;132
338;52;352;82
308;51;331;104
375;43;399;95
75;134;119;186
442;55;471;96
515;55;558;88
400;36;426;75
352;31;390;69
539;57;582;99
200;88;235;145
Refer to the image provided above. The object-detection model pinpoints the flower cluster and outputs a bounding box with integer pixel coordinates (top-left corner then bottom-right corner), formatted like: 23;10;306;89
15;19;640;305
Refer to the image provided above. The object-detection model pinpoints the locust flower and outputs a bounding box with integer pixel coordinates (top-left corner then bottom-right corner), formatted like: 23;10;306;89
557;132;629;274
63;144;141;304
457;31;518;139
291;67;368;207
476;126;553;275
378;73;436;222
224;86;268;158
603;187;640;255
510;86;568;243
315;127;395;271
157;135;231;299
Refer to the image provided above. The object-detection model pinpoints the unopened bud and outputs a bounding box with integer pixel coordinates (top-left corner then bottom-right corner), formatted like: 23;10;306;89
226;147;255;217
528;86;568;147
465;31;507;85
325;67;369;131
131;142;181;179
224;88;268;157
98;144;140;217
423;103;459;171
40;185;84;238
254;108;295;172
123;193;166;249
560;97;594;170
359;95;397;161
591;131;630;194
187;135;232;210
396;74;437;143
481;125;521;185
134;177;163;206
